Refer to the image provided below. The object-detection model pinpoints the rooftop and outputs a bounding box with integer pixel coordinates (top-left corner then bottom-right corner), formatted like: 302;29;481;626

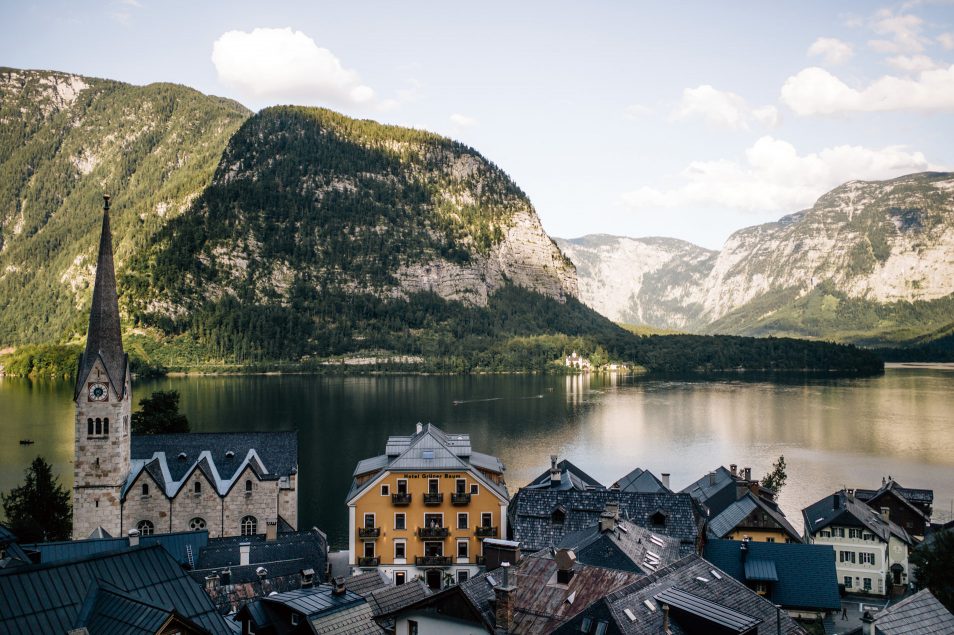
611;467;671;494
555;518;682;574
707;491;801;542
845;589;954;635
802;490;913;545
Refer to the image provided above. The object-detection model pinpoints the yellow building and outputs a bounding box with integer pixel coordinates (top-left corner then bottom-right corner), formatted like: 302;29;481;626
346;423;509;589
708;492;802;544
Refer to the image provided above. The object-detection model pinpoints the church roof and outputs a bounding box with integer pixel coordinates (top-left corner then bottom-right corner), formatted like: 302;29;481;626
75;196;127;400
125;431;298;499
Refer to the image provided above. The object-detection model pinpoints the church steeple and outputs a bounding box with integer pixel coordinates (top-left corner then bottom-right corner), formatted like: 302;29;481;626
75;195;127;399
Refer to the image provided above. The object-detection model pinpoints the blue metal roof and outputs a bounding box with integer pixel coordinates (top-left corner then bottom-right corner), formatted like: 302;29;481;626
654;587;762;632
744;559;778;582
22;530;209;566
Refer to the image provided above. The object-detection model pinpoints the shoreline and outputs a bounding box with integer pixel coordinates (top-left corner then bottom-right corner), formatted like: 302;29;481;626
885;362;954;370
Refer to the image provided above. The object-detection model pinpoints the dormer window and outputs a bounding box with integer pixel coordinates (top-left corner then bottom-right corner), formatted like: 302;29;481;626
422;450;435;460
551;506;566;525
178;452;187;461
650;511;667;527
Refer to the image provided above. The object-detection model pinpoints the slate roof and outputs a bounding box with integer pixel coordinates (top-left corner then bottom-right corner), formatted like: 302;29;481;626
75;199;128;400
0;544;232;634
552;555;806;635
680;466;739;516
365;580;431;616
708;491;801;542
0;524;31;569
347;423;508;503
126;431;298;499
73;580;203;635
555;519;682;574
509;489;704;555
704;539;841;611
239;585;385;634
612;467;671;494
856;478;934;506
853;589;954;635
341;569;390;597
523;458;606;492
802;490;913;544
23;529;210;566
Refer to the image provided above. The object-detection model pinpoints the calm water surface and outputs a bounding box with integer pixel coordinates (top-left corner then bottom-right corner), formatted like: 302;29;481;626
2;369;953;548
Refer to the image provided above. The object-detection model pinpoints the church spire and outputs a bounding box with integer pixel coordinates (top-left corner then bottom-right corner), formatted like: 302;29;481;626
75;195;127;397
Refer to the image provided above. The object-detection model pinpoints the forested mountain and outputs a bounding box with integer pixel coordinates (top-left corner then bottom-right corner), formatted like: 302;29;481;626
562;173;954;349
0;68;881;375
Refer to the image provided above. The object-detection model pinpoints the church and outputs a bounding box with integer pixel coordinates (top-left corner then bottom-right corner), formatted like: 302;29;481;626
72;196;298;540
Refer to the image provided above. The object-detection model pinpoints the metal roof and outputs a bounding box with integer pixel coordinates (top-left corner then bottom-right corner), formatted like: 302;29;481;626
743;559;778;582
708;492;801;542
23;529;210;566
654;587;762;633
612;467;670;494
265;586;365;617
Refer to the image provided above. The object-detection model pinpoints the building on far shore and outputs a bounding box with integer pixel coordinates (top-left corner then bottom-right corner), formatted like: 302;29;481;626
72;196;298;540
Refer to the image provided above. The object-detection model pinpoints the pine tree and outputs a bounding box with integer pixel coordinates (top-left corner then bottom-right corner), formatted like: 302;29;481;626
1;456;72;542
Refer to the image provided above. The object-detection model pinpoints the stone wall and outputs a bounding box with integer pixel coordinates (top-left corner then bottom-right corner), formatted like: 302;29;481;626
171;470;225;537
278;472;298;529
222;465;279;537
122;470;170;535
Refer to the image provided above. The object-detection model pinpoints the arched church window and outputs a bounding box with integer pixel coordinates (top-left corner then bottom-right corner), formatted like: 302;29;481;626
189;517;206;531
137;520;155;536
103;418;109;435
142;483;149;496
241;515;257;536
87;418;94;435
95;418;102;435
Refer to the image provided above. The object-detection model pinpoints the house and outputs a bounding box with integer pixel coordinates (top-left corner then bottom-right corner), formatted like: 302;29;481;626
802;488;913;596
554;510;682;574
0;543;233;634
523;455;605;492
565;351;591;370
681;464;776;518
508;488;705;557
0;525;32;569
380;548;645;634
552;554;806;635
845;588;954;635
855;477;934;538
708;491;802;544
346;422;510;589
611;467;671;494
72;196;298;540
704;539;841;619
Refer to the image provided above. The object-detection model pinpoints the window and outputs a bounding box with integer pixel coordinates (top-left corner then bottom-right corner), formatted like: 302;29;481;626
189;517;206;531
457;570;469;584
765;537;775;543
878;579;884;594
141;483;149;496
395;541;406;560
408;620;418;635
363;541;375;558
241;515;257;536
481;512;493;528
364;513;375;528
103;418;108;434
394;571;406;586
754;582;768;595
137;520;154;536
458;513;469;529
291;614;299;626
397;479;408;494
424;541;443;557
428;479;439;494
581;617;593;632
650;511;667;527
424;513;443;528
421;450;434;460
194;481;202;494
457;540;468;559
849;528;862;539
863;532;875;541
381;484;390;496
456;479;466;494
840;550;856;563
245;479;253;493
87;418;94;435
551;508;566;524
863;577;872;591
394;513;406;530
594;621;608;635
844;576;853;589
860;552;875;565
819;530;831;538
833;527;845;538
95;418;102;435
470;484;479;495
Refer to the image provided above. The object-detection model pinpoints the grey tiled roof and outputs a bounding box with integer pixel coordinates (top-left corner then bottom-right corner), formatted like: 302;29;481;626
612;467;670;494
366;580;430;616
552;555;806;635
856;479;933;505
127;431;298;498
310;601;385;634
802;490;913;544
868;589;954;634
0;544;232;635
509;489;704;554
708;492;801;542
341;569;390;597
704;539;841;611
680;466;739;517
524;459;606;492
555;519;682;574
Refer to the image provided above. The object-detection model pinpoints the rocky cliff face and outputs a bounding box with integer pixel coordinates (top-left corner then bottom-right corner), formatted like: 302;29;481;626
561;173;954;344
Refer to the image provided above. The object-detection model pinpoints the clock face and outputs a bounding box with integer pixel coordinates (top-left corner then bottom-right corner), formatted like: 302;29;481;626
88;383;108;402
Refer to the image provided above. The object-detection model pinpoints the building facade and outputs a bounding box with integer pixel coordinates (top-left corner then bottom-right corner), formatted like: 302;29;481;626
73;196;297;540
347;423;509;590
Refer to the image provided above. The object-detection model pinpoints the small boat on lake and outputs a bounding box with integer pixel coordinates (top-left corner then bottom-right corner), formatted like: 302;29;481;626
19;439;34;445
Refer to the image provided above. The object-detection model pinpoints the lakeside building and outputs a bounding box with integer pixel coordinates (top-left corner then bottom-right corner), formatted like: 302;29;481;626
855;476;934;539
346;422;510;589
707;491;803;544
72;196;297;540
802;488;914;596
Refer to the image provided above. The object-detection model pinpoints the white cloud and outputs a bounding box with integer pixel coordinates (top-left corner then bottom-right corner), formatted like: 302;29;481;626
808;37;854;65
211;28;376;106
621;136;941;213
938;32;954;50
868;9;927;53
624;104;653;119
449;113;478;127
780;65;954;115
670;85;777;130
886;54;939;72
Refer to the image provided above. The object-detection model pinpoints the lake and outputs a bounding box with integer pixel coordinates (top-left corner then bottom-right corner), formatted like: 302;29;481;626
2;368;953;549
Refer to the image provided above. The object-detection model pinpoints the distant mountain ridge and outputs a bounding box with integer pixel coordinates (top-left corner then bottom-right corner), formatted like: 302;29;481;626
559;172;954;346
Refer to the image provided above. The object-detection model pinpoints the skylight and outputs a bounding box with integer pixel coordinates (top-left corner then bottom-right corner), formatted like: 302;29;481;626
624;608;637;622
649;534;666;547
695;576;710;582
710;570;722;580
486;575;497;587
565;591;576;605
422;450;434;460
643;600;656;612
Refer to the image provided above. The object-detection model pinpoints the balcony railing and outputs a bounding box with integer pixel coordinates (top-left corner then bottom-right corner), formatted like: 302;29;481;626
423;492;443;505
475;555;486;565
358;527;380;538
391;492;412;505
357;556;380;567
417;526;450;539
415;555;452;567
451;492;472;505
475;526;498;538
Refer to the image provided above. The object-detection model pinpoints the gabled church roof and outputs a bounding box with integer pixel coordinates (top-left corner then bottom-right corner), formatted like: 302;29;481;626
75;195;127;399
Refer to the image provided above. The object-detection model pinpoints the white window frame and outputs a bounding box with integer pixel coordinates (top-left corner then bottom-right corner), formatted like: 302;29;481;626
844;576;853;589
394;512;407;531
470;483;479;495
396;479;408;494
849;528;862;539
860;552;875;565
863;577;872;591
363;512;376;529
428;478;440;494
363;540;375;558
394;539;407;563
481;512;493;528
381;484;390;496
457;512;469;529
424;541;444;557
423;512;444;528
456;539;469;562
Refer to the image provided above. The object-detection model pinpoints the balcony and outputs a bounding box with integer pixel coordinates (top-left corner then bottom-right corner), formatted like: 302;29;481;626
391;492;412;506
415;555;452;567
358;527;380;538
417;526;450;539
423;492;443;505
451;492;472;505
475;526;498;538
357;556;380;567
475;555;486;565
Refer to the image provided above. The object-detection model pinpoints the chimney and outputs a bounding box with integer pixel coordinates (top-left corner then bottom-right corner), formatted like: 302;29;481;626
494;563;516;634
256;566;268;581
661;473;670;490
555;549;576;584
861;611;875;635
266;519;278;541
881;507;890;522
220;569;231;586
662;603;670;633
599;511;616;533
708;472;716;486
833;493;841;509
415;422;423;434
240;543;250;566
300;568;315;588
740;540;749;565
127;529;140;547
550;455;560;485
204;573;219;591
847;488;855;502
332;576;346;595
743;467;752;481
730;464;737;477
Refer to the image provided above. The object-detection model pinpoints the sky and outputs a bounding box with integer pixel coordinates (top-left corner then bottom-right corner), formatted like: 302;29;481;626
2;0;954;249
